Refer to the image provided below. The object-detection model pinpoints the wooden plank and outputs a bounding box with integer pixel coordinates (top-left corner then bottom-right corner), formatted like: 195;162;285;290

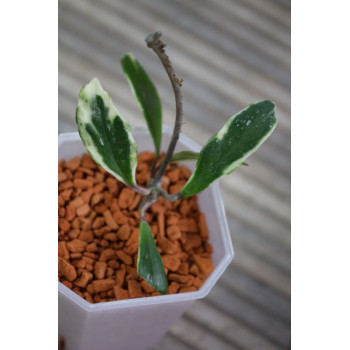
185;300;284;350
168;317;240;350
228;215;290;271
205;0;290;47
58;69;146;130
183;0;290;67
58;115;75;133
118;0;289;87
271;0;291;10
153;333;195;350
58;88;78;131
60;0;291;114
220;267;291;323
220;173;290;224
205;283;291;347
233;233;290;276
239;0;291;28
237;158;290;198
127;0;290;87
61;0;290;133
221;190;290;246
230;239;291;297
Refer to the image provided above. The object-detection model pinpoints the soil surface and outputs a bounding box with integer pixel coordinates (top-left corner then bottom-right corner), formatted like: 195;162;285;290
58;152;214;303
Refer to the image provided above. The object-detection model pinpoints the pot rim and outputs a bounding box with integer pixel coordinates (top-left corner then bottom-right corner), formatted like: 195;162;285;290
58;125;234;312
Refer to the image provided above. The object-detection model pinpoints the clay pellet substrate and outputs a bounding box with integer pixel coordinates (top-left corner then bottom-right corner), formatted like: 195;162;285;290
58;152;214;303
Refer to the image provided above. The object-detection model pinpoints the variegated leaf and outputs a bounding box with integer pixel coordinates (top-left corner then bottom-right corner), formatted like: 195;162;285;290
76;78;138;187
180;100;277;198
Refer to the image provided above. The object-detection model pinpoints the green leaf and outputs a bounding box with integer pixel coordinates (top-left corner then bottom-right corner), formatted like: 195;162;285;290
171;152;247;165
121;53;162;156
76;78;138;187
171;151;199;162
137;220;168;294
180;100;277;198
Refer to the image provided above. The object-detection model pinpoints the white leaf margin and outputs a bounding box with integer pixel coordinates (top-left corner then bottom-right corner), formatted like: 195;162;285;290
76;77;138;186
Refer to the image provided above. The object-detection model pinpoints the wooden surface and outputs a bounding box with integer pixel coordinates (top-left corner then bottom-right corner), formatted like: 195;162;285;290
58;0;291;349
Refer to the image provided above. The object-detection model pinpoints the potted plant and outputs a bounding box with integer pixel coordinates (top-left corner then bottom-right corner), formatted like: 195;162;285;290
58;32;277;350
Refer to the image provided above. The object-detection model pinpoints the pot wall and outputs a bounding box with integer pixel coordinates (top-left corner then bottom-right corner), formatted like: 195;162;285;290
58;126;234;350
59;290;193;350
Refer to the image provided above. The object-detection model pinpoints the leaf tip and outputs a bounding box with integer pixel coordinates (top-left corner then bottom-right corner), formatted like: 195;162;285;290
121;52;134;62
138;221;168;294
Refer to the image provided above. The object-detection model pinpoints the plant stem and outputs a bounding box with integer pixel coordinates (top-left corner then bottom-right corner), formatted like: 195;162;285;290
138;32;184;220
139;188;159;221
132;185;151;196
145;32;184;186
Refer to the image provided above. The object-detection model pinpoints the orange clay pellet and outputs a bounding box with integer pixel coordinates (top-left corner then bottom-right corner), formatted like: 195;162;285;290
73;179;93;190
116;264;126;287
177;262;189;275
104;233;118;241
118;187;135;209
65;157;81;171
62;280;73;289
58;257;77;282
140;280;156;294
91;193;104;207
162;255;181;272
167;282;180;294
69;196;85;209
116;250;132;265
78;230;94;242
66;239;87;253
166;225;182;240
91;279;115;293
179;218;198;233
198;213;209;240
158;236;178;255
99;248;116;262
58;153;214;303
76;204;91;217
114;286;130;300
74;271;93;288
127;280;143;298
106;178;118;194
94;262;107;280
58;241;70;260
58;172;67;184
103;210;118;230
179;286;197;293
117;224;131;240
193;254;215;276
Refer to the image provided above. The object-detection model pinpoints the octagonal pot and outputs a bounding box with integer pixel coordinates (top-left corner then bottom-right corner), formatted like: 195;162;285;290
58;125;234;350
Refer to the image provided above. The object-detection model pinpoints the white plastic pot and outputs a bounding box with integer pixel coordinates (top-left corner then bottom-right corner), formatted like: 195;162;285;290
58;125;234;350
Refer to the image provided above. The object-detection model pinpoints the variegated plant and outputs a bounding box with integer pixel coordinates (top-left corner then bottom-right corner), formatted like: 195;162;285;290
76;32;277;294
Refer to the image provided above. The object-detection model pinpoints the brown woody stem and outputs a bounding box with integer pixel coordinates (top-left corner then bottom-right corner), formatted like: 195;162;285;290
145;32;184;186
139;32;184;220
